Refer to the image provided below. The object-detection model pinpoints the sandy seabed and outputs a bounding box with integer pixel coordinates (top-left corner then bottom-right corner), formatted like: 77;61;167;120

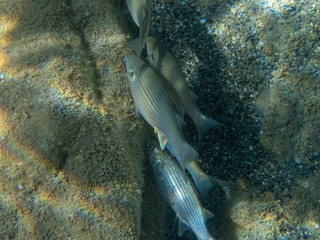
0;0;319;240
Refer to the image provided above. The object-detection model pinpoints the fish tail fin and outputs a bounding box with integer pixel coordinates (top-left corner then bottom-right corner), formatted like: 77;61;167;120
196;175;215;196
187;161;214;195
178;143;198;169
211;177;231;199
187;161;231;197
126;38;143;59
199;176;230;197
196;177;214;196
195;114;222;140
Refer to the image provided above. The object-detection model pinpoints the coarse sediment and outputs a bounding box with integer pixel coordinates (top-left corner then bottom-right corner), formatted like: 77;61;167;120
149;0;320;239
1;0;320;239
0;0;147;239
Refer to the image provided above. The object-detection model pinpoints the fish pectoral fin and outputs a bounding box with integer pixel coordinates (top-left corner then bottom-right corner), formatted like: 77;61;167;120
135;104;141;117
119;72;134;81
178;218;189;237
203;208;215;222
156;130;167;150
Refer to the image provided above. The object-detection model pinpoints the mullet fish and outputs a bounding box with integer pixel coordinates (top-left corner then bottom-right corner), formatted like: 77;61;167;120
125;0;151;61
124;54;198;169
146;36;221;140
148;141;216;240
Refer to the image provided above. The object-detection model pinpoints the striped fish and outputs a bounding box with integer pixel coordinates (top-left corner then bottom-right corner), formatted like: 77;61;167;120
124;54;198;169
146;36;221;140
148;141;216;240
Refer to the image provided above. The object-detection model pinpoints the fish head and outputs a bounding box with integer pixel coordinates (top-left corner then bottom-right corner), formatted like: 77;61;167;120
146;139;157;157
124;54;137;73
146;140;162;164
125;54;144;76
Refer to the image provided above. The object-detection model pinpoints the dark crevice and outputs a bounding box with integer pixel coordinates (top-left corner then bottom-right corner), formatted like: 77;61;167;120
57;150;69;170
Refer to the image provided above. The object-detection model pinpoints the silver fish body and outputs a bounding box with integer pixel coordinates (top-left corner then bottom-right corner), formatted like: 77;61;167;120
125;54;198;169
125;0;151;60
148;141;216;240
146;36;221;140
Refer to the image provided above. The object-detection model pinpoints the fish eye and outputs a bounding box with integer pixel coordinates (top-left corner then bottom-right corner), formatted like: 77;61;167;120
124;56;128;63
148;143;154;151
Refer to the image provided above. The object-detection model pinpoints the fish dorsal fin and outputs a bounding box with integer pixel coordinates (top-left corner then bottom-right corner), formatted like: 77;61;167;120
203;208;214;222
119;72;134;82
178;218;189;237
156;129;168;150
